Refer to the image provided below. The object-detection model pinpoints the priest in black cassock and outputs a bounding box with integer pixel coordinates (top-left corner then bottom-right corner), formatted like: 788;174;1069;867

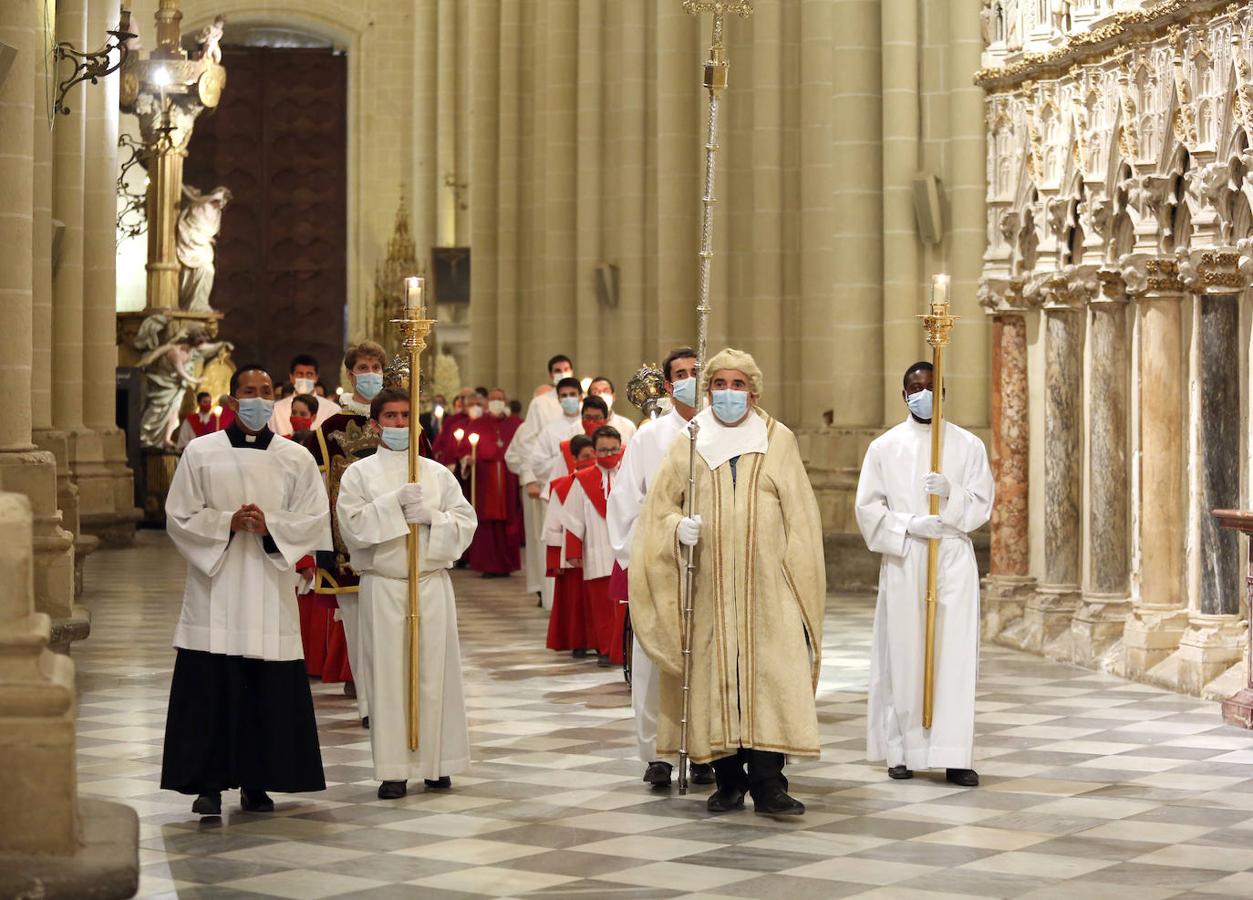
160;364;333;816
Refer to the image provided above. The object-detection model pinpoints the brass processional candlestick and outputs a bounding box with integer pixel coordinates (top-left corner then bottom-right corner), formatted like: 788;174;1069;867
919;274;956;729
677;0;753;796
393;276;436;751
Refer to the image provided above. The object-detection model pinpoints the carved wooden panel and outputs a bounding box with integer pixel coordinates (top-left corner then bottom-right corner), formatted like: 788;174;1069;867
184;46;347;389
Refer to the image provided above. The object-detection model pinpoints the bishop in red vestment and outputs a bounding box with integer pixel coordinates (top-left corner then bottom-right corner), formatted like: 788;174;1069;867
461;388;523;576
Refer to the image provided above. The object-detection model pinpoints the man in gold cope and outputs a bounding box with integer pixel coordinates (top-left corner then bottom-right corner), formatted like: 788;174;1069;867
629;349;826;816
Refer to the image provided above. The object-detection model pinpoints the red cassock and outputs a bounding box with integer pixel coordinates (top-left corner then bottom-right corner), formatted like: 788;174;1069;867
573;464;619;660
545;471;593;652
432;411;472;497
463;414;524;575
185;410;224;438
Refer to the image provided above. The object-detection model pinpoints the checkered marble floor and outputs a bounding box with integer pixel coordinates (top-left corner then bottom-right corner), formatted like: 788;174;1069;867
74;532;1253;899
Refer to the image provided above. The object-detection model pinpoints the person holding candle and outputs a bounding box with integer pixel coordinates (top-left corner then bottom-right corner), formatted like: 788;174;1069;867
854;358;994;787
460;388;524;578
336;388;477;799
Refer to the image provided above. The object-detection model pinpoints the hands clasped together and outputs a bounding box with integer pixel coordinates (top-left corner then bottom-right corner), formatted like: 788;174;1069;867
230;504;269;536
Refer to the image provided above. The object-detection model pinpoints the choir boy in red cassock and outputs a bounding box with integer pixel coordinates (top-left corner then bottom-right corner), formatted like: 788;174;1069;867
561;425;624;667
545;435;596;655
175;392;224;451
462;388;524;577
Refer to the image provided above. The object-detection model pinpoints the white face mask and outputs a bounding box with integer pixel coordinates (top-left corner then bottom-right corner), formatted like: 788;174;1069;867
487;399;506;416
467;405;483;420
593;393;614;412
293;377;316;395
552;370;572;385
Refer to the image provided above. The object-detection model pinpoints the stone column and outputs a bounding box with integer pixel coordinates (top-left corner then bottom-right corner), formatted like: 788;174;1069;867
1072;278;1131;665
75;0;136;546
1124;260;1188;676
1168;253;1246;692
983;301;1035;638
0;0;78;650
1021;286;1084;653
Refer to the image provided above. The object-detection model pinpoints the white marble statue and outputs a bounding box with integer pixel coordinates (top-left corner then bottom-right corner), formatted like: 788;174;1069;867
196;16;225;65
176;185;232;312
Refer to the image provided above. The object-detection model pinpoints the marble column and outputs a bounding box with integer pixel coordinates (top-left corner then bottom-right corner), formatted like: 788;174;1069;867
76;0;136;546
0;0;78;650
1170;277;1246;692
983;306;1035;638
1072;284;1131;666
1124;263;1188;677
1021;294;1084;653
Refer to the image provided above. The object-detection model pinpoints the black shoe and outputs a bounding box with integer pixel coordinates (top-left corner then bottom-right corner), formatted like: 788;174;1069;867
753;786;805;816
240;788;274;812
643;761;673;786
536;592;543;607
706;786;746;813
362;716;370;729
481;571;508;579
572;649;588;658
888;765;914;780
377;780;407;800
946;768;979;787
597;654;611;667
690;762;716;786
191;792;221;816
343;680;356;698
424;777;452;790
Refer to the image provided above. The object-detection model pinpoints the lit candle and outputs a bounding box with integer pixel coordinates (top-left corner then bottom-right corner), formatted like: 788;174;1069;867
468;433;481;449
931;274;950;308
404;275;424;312
453;427;465;443
433;404;444;421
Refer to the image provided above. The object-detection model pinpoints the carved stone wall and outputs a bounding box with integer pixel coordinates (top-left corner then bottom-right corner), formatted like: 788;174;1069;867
980;0;1251;697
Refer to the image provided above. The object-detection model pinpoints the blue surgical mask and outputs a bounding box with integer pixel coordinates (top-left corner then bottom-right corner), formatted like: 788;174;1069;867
710;389;749;425
671;377;697;408
355;372;384;400
381;426;409;450
907;388;933;421
235;397;273;432
559;396;580;416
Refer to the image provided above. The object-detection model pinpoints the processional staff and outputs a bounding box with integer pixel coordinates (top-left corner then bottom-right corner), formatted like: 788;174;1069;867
919;274;956;729
677;0;753;796
393;276;436;751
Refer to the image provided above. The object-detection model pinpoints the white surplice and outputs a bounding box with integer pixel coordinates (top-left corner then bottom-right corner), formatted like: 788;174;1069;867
166;429;332;660
337;447;478;782
608;412;637;444
559;466;618;581
855;417;995;770
530;414;586;492
505;390;562;598
606;408;688;762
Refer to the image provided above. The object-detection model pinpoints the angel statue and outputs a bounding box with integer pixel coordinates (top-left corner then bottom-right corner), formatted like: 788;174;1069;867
196;16;226;65
176;184;233;312
134;315;233;450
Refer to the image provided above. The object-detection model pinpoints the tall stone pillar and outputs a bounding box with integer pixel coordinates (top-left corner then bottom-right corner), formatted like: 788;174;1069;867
1021;284;1084;653
0;0;78;651
1167;253;1247;692
1125;259;1188;676
982;296;1034;638
78;0;136;546
1072;276;1131;665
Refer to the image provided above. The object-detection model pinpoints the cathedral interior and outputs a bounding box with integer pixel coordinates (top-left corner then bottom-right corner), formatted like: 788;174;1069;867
6;0;1253;897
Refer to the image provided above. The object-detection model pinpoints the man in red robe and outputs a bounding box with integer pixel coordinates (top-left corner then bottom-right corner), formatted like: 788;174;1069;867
462;388;523;577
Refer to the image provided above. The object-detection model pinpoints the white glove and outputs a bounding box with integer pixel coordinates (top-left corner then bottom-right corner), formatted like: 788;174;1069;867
922;471;951;498
297;569;315;595
677;515;702;547
907;515;945;540
399;483;433;525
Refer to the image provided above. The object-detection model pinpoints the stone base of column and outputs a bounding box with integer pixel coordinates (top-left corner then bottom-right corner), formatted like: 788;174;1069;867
31;429;93;602
981;574;1035;640
1070;593;1132;669
1123;605;1189;678
75;428;139;546
0;451;78;645
0;495;137;898
1004;583;1080;653
1145;614;1247;695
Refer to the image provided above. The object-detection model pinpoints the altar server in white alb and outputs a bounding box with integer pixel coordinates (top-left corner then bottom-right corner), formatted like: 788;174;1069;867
337;388;478;800
855;361;994;787
161;364;332;817
606;347;713;789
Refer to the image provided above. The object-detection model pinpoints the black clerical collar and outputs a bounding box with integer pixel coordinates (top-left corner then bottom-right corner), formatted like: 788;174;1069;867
226;421;274;449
